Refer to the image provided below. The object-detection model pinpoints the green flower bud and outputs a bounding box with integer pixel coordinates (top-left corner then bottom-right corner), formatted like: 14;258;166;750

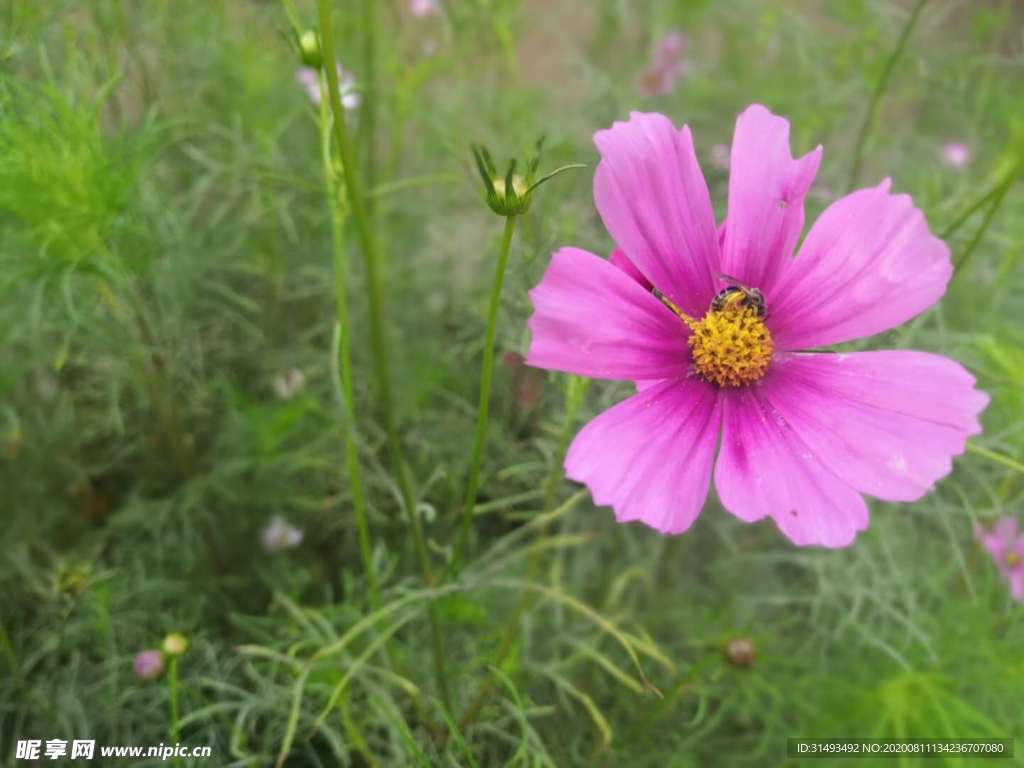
162;632;189;657
471;139;585;217
296;29;323;69
52;562;91;597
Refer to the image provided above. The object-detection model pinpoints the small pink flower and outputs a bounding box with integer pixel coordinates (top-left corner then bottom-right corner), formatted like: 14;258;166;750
133;650;164;681
975;517;1024;601
409;0;439;17
525;105;988;547
709;143;730;171
638;30;690;96
295;65;360;110
262;515;303;553
941;142;971;170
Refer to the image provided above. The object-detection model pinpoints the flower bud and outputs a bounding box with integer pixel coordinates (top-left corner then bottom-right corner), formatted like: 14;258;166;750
296;29;323;69
52;562;90;597
724;636;755;668
133;650;165;681
471;139;584;217
162;633;188;657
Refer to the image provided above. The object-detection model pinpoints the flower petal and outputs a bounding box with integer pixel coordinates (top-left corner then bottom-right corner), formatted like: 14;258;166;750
720;104;822;296
566;377;721;534
755;352;987;504
992;516;1020;542
768;180;952;350
593;112;719;317
609;248;652;290
527;247;689;380
1010;570;1024;602
715;385;869;548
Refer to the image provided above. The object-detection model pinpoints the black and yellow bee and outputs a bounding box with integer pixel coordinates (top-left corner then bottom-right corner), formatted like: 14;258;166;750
711;274;766;318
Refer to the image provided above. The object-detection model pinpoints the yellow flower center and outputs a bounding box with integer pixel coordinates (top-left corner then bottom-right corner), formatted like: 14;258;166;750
1006;551;1022;568
686;305;773;388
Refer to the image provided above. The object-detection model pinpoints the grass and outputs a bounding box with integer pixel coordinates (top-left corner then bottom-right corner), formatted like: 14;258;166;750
1;1;1023;766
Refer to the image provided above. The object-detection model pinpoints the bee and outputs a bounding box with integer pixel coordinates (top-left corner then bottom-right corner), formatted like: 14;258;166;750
651;286;690;321
711;274;767;318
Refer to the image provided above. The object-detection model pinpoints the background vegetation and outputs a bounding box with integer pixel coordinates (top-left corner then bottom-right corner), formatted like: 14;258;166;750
2;1;1023;765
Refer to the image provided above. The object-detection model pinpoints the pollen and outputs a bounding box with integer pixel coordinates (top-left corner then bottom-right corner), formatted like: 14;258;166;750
686;305;773;388
1006;551;1022;568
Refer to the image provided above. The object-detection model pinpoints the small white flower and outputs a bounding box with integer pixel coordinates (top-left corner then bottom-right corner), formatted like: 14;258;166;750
295;65;360;110
273;368;306;400
261;516;304;553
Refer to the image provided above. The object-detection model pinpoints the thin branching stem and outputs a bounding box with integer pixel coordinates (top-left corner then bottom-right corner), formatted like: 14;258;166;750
952;163;1017;278
847;0;929;190
318;77;379;608
968;442;1024;476
456;214;518;569
457;384;587;734
316;0;451;713
360;0;377;217
167;657;181;763
940;172;1009;240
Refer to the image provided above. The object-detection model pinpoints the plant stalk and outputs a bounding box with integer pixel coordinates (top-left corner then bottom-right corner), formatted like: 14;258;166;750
952;163;1017;277
168;656;181;760
457;378;586;734
847;0;929;189
456;215;518;569
360;0;377;218
316;0;451;712
318;75;380;609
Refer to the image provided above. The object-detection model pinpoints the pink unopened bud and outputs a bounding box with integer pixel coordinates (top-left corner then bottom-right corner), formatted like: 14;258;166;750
133;650;165;681
638;29;691;96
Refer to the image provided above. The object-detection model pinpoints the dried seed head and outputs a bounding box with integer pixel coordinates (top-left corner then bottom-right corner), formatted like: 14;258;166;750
725;636;756;668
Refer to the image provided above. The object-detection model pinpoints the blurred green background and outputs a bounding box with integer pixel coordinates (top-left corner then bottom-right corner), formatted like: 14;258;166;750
1;1;1023;765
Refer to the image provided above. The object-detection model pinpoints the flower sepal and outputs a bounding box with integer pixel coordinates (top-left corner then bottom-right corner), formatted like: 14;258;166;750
471;140;584;216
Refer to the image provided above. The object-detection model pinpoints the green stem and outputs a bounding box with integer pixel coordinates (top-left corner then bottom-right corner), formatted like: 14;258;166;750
317;0;450;712
318;76;379;609
940;178;1004;240
847;0;929;190
952;163;1017;277
360;0;377;217
457;382;586;735
456;215;518;569
168;656;180;750
967;443;1024;476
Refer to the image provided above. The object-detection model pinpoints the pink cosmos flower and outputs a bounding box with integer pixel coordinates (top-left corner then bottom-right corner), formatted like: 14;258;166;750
975;517;1024;601
295;65;360;110
409;0;439;17
941;141;971;170
525;105;988;548
133;649;164;681
638;30;690;96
